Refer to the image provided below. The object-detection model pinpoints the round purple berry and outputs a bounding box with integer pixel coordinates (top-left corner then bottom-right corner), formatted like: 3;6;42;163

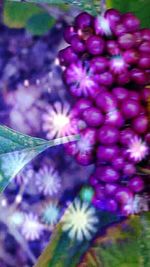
83;107;104;127
141;28;150;41
105;9;121;27
123;49;139;65
101;166;120;183
96;92;117;112
90;56;108;73
76;151;93;166
112;156;125;171
89;175;99;187
106;40;121;55
120;128;136;145
115;187;133;204
105;183;118;196
86;35;105;55
97;71;114;87
95;185;106;199
74;99;93;115
97;145;119;162
118;33;135;50
58;46;78;65
121;99;141;119
113;23;127;36
116;71;130;85
129;176;144;192
112;87;129;101
123;162;136;176
64;26;76;43
70;35;86;53
75;12;93;30
138;54;150;69
139;42;150;54
131;68;147;85
106;198;118;212
122;13;140;32
98;125;119;145
105;109;124;128
132;115;148;134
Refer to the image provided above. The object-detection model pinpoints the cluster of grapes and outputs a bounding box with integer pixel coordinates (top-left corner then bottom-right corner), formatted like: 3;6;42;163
58;9;150;215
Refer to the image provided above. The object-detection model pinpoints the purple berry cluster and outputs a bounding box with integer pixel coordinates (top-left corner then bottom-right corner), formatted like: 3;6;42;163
59;9;150;215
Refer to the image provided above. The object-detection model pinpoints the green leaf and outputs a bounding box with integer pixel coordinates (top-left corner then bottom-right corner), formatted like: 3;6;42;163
37;212;150;267
107;0;150;28
34;207;119;267
80;213;150;267
4;0;100;16
0;125;79;193
26;13;55;35
21;0;69;3
3;0;43;28
63;0;100;15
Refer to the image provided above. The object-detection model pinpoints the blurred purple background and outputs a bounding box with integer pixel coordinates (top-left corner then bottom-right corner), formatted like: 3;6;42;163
0;13;93;267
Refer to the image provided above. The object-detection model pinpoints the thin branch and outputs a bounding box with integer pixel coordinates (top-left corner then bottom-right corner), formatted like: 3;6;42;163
40;2;75;23
8;226;37;264
37;2;68;20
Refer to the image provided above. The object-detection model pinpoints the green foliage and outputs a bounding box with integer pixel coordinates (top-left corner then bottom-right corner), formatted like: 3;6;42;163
138;213;150;267
0;125;47;192
108;0;150;28
3;0;150;34
34;210;119;267
0;125;78;193
79;213;150;267
63;0;100;15
3;1;43;28
97;240;140;267
3;0;56;35
3;0;100;32
26;13;55;35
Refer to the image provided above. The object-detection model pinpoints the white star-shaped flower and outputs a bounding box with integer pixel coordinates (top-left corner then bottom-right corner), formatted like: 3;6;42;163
35;165;61;196
95;16;112;36
127;136;148;162
42;102;72;139
123;195;149;215
62;199;98;241
21;213;44;241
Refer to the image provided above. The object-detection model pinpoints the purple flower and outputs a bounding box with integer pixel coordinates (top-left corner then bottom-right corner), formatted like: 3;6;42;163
35;165;61;196
64;62;97;97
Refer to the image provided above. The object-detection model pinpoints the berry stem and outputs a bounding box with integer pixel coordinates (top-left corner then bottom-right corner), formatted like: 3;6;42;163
138;167;150;175
147;96;150;129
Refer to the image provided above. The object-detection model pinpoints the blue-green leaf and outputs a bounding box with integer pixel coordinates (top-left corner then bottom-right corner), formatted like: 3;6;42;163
0;125;79;193
26;13;55;36
3;0;43;28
